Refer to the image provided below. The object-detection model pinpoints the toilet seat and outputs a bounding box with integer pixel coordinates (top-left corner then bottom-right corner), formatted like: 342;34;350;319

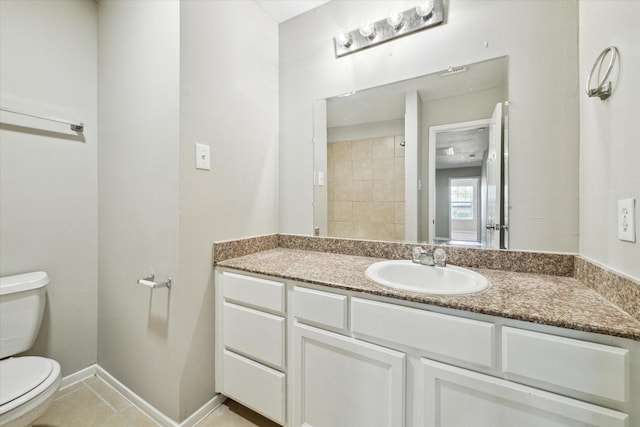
0;356;61;425
0;357;53;409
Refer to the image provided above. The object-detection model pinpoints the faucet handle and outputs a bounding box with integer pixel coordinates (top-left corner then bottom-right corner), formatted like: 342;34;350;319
412;246;423;259
412;246;434;265
433;248;447;267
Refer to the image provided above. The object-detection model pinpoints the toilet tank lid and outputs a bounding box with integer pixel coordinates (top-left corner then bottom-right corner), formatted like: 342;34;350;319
0;272;49;296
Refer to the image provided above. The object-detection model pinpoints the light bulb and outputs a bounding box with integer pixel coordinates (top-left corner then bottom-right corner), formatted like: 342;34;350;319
336;31;352;47
358;20;376;39
416;0;434;18
387;10;404;30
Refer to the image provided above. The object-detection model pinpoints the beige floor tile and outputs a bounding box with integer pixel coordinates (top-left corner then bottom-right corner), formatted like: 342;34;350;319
197;400;279;427
53;381;85;401
119;406;159;427
33;385;116;427
35;378;266;427
85;378;132;412
83;375;103;387
95;414;129;427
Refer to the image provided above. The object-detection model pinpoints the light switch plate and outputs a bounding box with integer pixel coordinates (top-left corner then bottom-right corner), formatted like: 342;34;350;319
618;198;636;242
195;143;210;170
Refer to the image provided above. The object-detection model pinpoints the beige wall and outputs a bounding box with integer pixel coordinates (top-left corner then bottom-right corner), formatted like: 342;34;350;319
327;135;405;241
179;0;279;419
98;0;278;422
280;0;579;253
579;1;640;280
98;0;182;419
0;0;98;376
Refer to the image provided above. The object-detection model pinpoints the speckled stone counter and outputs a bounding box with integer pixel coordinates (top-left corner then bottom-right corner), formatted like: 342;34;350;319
213;235;640;341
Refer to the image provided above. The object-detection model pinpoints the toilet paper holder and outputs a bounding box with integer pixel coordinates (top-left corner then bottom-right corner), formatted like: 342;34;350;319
137;274;172;289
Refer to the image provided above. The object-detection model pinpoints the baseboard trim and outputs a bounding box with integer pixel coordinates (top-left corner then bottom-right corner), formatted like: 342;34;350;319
60;364;97;389
179;394;227;427
59;364;225;427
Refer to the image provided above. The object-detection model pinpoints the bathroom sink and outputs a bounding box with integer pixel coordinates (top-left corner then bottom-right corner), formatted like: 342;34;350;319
365;260;489;295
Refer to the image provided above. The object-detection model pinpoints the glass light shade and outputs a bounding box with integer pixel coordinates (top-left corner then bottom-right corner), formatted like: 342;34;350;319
387;11;404;30
358;21;376;39
416;0;434;18
336;31;352;47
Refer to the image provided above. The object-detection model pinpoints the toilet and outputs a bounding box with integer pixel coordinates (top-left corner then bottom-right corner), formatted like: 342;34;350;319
0;272;61;427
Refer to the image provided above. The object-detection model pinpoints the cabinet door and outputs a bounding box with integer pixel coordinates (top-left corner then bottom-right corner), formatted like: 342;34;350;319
292;323;405;427
421;359;628;427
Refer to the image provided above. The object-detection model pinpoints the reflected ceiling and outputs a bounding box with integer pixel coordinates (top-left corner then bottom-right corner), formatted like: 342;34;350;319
327;57;507;128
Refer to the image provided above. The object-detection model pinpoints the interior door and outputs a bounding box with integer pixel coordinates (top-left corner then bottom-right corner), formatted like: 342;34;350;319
485;102;502;248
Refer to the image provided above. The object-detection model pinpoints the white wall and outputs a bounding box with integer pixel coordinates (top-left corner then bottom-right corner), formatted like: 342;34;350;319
579;1;640;280
280;0;579;253
98;0;279;422
98;0;182;419
0;0;98;376
179;0;279;419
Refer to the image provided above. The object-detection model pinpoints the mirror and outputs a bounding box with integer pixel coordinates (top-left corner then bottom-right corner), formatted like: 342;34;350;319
313;56;508;248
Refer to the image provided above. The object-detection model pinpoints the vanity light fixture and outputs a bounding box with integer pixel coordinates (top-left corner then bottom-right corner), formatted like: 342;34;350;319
416;0;435;19
387;10;404;30
334;0;444;58
336;31;352;48
358;20;376;39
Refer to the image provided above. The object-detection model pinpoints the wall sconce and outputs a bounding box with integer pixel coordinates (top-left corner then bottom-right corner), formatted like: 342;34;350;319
334;0;444;58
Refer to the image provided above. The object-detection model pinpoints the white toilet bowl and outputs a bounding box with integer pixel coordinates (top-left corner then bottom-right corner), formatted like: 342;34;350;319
0;356;61;427
0;272;62;427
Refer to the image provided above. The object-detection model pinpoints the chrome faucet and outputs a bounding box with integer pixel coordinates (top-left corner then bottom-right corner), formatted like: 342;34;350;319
412;246;447;267
412;246;435;266
433;247;447;267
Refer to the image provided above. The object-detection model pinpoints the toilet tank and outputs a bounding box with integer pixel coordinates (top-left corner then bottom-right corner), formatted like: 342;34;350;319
0;272;48;359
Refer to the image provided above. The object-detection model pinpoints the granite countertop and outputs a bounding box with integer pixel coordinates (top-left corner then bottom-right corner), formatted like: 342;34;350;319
216;247;640;341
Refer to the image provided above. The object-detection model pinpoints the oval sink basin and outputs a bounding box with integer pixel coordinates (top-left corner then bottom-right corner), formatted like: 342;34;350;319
365;260;489;295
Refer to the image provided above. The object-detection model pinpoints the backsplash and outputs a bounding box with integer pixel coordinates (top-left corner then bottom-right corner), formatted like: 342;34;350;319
214;234;574;276
575;257;640;321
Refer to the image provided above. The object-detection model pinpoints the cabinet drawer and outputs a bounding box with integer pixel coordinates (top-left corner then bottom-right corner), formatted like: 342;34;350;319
502;327;628;403
352;298;495;369
293;286;347;330
223;302;285;369
422;359;628;427
222;272;284;313
222;350;286;425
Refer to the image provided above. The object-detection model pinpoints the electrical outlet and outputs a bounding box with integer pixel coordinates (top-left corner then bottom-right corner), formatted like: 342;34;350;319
195;143;210;170
618;198;636;242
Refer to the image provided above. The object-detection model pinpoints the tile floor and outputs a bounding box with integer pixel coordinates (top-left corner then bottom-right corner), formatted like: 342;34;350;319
33;376;278;427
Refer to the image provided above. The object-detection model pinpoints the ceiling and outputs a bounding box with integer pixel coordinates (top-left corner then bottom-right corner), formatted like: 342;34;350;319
255;0;331;23
436;126;489;169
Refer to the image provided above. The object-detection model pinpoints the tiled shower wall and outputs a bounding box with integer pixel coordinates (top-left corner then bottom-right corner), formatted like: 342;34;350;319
327;135;405;241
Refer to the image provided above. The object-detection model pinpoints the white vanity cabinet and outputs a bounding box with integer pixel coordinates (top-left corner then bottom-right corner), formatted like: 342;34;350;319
291;323;405;427
215;271;287;425
290;285;406;427
215;268;638;427
421;359;628;427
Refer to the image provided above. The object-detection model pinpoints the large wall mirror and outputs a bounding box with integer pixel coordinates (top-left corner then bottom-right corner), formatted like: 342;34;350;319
313;56;508;248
